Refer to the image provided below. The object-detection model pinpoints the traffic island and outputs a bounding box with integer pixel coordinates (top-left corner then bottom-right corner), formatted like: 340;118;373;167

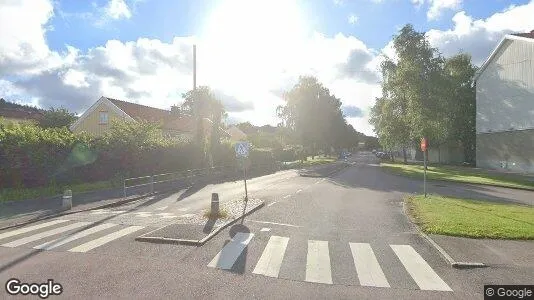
135;197;264;246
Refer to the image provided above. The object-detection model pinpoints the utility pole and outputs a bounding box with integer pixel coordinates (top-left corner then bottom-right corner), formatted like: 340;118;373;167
193;44;197;90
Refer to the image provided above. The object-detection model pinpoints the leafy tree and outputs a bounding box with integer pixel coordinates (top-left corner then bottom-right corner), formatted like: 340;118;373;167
39;107;78;129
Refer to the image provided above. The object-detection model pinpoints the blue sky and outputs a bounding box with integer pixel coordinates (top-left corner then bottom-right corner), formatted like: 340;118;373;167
1;0;534;135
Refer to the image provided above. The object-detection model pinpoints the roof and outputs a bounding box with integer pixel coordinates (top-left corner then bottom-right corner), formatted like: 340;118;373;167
474;33;534;82
0;108;44;121
70;96;230;135
227;126;247;140
511;30;534;39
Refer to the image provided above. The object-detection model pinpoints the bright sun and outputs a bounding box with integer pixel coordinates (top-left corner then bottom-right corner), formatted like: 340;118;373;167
199;0;310;90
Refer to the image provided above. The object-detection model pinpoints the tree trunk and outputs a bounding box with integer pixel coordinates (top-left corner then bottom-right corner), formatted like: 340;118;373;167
402;147;407;163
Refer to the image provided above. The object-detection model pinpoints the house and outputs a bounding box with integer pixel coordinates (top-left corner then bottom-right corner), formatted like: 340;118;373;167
70;96;230;140
474;30;534;173
0;98;44;124
226;125;247;142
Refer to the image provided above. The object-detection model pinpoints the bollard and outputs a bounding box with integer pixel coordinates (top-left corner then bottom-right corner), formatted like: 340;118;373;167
211;193;219;216
62;189;72;210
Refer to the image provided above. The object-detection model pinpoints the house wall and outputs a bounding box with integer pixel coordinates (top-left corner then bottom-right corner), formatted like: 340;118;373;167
72;102;125;136
477;129;534;173
476;38;534;173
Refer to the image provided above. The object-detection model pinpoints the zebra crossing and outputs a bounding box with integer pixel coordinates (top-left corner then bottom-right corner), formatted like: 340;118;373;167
0;219;144;253
207;233;453;292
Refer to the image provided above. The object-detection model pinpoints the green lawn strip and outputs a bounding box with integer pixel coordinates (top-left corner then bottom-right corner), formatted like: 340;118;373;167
0;180;115;203
382;163;534;190
406;194;534;239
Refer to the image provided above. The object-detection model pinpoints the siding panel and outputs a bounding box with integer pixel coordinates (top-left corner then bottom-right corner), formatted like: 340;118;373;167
72;102;125;136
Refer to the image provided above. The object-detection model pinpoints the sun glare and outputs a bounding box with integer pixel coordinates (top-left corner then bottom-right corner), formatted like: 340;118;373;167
200;0;309;90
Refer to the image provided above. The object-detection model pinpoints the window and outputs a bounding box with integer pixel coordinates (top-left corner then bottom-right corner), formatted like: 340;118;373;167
99;111;108;124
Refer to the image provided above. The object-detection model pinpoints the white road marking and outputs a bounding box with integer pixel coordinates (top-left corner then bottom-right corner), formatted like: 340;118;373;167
90;210;109;215
391;245;452;291
208;232;254;270
247;220;302;228
155;206;168;211
34;223;118;250
133;212;152;218
350;243;390;288
108;210;126;214
252;236;289;277
296;189;303;193
283;195;291;199
267;202;277;207
0;220;70;241
178;214;196;218
155;213;175;217
260;228;271;232
306;240;333;284
2;222;91;247
68;226;145;253
177;208;189;212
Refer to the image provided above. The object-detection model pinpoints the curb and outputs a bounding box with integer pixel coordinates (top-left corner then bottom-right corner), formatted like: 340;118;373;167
402;200;487;269
0;193;157;231
135;201;265;246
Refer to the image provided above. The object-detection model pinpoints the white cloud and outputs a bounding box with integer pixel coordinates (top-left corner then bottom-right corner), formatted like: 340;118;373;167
415;0;462;20
426;1;534;65
333;0;344;6
104;0;132;20
348;14;358;25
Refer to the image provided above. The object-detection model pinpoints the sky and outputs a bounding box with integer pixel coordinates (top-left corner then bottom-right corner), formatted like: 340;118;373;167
1;0;534;136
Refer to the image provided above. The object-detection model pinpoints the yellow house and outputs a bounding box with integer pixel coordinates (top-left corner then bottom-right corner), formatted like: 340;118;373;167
226;125;248;142
70;96;229;140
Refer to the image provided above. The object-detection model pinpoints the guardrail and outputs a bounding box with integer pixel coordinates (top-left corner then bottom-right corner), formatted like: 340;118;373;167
123;165;237;198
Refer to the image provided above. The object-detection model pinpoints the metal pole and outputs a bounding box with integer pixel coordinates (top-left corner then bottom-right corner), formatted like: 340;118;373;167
243;164;248;202
150;175;154;194
424;150;427;198
193;45;197;90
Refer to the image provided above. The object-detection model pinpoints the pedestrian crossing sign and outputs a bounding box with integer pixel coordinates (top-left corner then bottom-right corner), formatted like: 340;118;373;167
235;142;249;158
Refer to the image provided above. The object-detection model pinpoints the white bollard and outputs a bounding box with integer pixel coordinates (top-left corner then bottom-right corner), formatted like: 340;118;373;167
62;189;72;210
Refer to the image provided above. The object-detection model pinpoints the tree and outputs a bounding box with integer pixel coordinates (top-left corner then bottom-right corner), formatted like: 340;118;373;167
277;76;347;157
442;53;477;163
39;107;78;129
181;86;226;167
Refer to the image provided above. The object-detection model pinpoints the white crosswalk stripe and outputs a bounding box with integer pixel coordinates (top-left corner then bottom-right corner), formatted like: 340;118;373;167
252;236;289;277
33;223;118;250
208;235;452;292
208;233;254;270
2;222;92;248
350;243;390;288
68;226;145;253
305;240;332;284
0;219;70;241
391;245;452;291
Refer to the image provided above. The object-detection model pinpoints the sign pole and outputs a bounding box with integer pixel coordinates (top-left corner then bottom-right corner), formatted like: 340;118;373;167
243;161;248;202
423;149;427;198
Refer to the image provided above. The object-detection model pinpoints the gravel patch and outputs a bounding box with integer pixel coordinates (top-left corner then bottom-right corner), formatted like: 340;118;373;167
174;197;263;227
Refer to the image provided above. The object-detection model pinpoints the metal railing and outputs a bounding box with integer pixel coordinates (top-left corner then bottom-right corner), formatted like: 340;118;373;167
122;166;236;198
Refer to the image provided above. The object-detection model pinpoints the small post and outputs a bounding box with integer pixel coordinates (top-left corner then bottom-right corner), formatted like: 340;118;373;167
123;179;126;198
62;189;72;210
150;175;154;194
211;193;219;218
423;150;427;198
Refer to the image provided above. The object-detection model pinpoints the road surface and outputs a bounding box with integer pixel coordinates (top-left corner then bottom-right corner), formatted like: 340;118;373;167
0;152;531;299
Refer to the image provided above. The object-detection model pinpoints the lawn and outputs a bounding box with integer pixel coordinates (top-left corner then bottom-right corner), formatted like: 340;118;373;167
406;194;534;239
0;180;116;203
382;162;534;190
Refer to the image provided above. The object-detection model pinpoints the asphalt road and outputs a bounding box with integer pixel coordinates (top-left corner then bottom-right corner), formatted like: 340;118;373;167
0;153;531;299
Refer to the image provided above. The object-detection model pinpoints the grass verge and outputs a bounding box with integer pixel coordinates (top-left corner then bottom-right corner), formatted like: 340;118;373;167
0;180;116;203
406;194;534;239
280;155;338;169
203;209;229;220
382;163;534;190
